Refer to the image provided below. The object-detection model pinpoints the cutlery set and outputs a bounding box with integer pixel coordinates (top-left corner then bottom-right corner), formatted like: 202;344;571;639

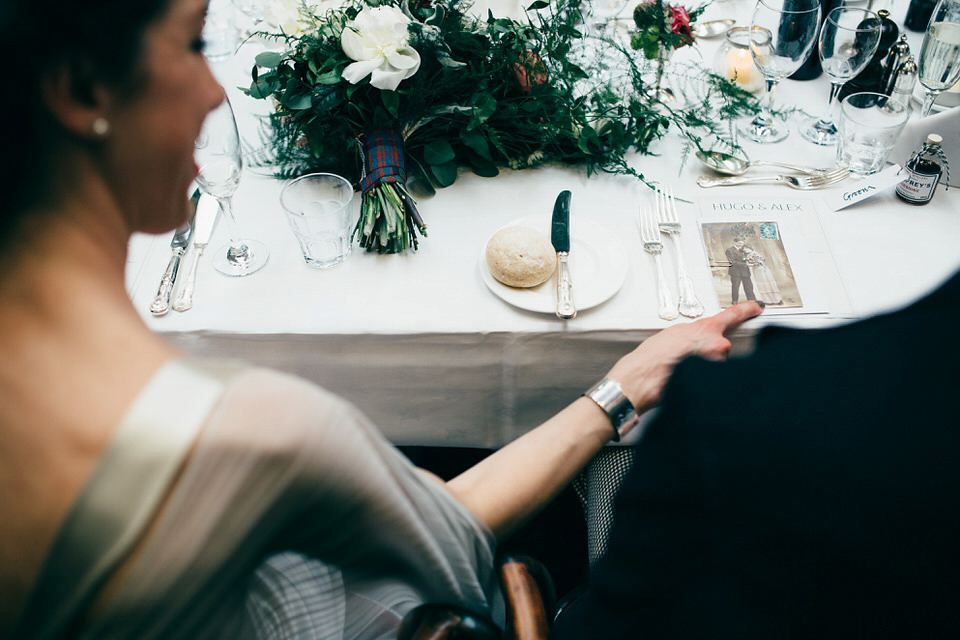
639;184;704;321
150;192;219;316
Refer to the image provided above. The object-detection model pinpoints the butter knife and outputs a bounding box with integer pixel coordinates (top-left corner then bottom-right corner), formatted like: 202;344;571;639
149;193;198;316
551;190;576;319
172;194;219;312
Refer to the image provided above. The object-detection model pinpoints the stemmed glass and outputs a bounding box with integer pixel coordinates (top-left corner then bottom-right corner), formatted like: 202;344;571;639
195;96;269;276
739;0;821;143
917;0;960;117
800;7;881;146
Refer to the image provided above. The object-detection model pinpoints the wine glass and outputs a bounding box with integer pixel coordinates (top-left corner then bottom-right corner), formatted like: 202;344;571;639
739;0;821;143
195;96;269;277
800;7;881;146
917;0;960;117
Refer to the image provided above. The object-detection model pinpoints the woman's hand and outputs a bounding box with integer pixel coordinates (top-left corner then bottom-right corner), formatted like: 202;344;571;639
607;301;762;412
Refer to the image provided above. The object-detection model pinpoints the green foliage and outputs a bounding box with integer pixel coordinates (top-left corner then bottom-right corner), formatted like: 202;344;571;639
244;0;759;251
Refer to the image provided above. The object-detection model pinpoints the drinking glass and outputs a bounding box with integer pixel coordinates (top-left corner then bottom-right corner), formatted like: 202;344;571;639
800;7;881;146
739;0;821;143
836;92;909;176
195;96;269;277
917;0;960;117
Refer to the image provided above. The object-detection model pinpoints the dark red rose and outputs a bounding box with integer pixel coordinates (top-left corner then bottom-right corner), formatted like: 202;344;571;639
670;6;694;45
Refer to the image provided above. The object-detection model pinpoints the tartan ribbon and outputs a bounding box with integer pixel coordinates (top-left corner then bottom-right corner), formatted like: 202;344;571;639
359;130;406;193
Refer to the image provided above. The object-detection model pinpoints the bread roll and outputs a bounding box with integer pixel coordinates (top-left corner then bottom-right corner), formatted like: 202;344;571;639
486;226;556;288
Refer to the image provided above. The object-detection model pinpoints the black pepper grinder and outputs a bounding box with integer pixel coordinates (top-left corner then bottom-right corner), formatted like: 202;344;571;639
897;134;949;205
904;0;937;31
838;9;899;101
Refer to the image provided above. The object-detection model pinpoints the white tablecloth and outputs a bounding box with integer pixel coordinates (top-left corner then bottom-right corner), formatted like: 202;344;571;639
126;0;960;445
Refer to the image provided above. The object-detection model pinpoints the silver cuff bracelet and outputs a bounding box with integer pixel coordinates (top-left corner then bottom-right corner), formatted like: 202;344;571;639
583;377;638;442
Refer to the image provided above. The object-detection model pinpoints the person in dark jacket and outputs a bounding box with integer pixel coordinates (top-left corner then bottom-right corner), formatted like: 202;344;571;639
552;269;960;638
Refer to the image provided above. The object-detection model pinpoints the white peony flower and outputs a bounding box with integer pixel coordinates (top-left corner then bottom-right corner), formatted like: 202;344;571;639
341;6;421;91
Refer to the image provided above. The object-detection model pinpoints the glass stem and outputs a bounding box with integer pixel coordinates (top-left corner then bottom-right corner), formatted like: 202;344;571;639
920;90;940;118
819;81;842;126
754;77;779;125
219;195;250;259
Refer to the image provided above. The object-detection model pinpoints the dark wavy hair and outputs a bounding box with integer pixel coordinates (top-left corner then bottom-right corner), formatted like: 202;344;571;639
0;0;169;251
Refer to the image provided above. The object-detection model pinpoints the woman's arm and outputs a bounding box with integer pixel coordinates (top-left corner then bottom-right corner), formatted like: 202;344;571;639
445;302;763;539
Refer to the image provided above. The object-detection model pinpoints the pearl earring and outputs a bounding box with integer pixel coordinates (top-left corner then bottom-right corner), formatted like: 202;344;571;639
92;117;110;138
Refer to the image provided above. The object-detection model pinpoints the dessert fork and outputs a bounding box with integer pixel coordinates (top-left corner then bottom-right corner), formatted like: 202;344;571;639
696;167;850;190
638;207;679;321
656;183;703;318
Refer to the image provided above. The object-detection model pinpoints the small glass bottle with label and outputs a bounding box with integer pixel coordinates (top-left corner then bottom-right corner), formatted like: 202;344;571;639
896;134;947;205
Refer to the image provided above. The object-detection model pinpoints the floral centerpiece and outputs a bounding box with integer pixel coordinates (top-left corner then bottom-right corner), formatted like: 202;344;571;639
630;0;702;60
630;0;705;102
247;0;756;254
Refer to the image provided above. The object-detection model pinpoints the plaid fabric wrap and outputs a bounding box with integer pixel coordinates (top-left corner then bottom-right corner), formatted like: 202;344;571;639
359;129;406;193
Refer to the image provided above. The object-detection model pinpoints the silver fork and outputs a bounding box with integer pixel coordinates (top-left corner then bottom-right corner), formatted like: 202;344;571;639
697;167;850;190
639;207;679;321
656;183;703;318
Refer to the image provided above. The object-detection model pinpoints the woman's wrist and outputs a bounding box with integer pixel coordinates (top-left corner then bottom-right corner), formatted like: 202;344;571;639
583;377;639;441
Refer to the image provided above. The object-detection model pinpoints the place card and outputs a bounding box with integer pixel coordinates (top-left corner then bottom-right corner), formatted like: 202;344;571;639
821;164;903;211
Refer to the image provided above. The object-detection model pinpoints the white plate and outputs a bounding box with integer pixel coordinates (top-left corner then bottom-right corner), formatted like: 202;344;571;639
479;215;628;314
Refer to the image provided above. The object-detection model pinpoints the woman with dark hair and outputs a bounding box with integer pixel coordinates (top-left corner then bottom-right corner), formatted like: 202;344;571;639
0;0;761;637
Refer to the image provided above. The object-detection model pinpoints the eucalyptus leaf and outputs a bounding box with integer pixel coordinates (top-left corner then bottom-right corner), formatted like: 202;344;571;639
316;71;342;85
381;90;400;119
249;76;280;99
255;51;284;69
461;129;492;161
428;161;458;187
283;92;313;110
423;139;455;165
473;95;497;123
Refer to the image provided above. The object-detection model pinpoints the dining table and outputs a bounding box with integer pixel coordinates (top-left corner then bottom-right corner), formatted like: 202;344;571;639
126;0;960;447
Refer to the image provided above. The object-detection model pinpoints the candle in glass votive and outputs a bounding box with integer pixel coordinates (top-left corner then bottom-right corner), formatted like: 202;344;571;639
727;48;757;89
714;26;764;93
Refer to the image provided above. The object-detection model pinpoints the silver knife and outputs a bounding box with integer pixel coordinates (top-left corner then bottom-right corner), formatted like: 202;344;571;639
149;193;198;316
172;194;220;312
551;190;576;319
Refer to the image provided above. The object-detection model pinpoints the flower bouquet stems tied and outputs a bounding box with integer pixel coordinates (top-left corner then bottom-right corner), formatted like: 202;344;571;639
247;0;758;254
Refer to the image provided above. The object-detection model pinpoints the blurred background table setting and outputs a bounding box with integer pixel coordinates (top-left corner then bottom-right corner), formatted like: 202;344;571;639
125;0;960;446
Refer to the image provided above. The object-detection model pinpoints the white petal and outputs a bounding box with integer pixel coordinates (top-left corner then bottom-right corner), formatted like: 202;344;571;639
369;67;407;91
385;46;420;71
342;58;383;84
341;28;376;61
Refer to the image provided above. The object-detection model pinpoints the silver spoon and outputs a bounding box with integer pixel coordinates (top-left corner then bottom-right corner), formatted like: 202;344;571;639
695;149;830;176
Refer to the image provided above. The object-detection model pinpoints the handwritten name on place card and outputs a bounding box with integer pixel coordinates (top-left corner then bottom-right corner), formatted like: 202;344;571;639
822;164;902;211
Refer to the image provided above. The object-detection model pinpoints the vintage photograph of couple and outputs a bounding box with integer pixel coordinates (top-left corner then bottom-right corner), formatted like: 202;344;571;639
701;221;802;309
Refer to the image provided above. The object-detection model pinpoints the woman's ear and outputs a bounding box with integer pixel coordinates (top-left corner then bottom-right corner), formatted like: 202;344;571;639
40;62;113;140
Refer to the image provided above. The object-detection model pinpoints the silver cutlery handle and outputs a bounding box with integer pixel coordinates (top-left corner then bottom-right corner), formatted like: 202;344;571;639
752;160;826;175
653;253;678;321
150;250;184;316
671;239;703;318
556;253;576;319
697;175;782;188
172;246;205;312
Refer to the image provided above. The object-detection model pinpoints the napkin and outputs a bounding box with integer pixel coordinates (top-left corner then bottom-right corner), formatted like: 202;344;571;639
891;107;960;188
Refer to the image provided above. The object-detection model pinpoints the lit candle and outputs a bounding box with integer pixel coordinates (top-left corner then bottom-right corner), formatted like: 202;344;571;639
726;48;762;92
